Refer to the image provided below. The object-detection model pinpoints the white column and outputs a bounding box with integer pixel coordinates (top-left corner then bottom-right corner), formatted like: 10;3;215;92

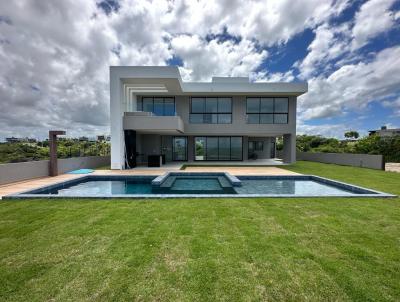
110;69;124;169
283;134;296;164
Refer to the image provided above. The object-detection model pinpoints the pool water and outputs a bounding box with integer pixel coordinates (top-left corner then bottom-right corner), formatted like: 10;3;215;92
19;174;386;197
235;179;355;195
171;178;223;191
42;180;153;196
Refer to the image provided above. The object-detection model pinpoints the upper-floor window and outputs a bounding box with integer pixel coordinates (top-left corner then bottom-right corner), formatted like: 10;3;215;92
189;97;232;124
246;97;288;124
137;97;175;116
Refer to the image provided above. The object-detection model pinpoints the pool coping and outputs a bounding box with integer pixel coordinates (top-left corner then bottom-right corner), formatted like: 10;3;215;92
2;174;396;199
151;172;242;187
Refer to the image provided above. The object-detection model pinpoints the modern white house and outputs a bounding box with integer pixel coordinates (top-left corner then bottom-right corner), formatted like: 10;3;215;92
110;66;307;169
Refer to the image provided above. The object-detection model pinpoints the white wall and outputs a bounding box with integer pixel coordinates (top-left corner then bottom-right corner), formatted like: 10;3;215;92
297;152;384;170
0;156;110;185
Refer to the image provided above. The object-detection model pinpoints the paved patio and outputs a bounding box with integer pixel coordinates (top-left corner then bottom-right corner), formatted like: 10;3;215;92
0;174;83;198
182;166;299;175
0;166;298;198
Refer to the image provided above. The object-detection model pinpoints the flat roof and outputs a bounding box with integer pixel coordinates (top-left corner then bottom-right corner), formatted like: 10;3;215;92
110;66;308;96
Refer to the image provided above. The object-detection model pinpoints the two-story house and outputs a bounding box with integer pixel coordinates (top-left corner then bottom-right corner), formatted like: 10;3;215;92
110;66;308;169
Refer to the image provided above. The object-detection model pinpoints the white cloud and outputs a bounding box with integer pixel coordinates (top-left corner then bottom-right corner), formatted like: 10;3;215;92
0;0;397;140
297;122;355;139
297;23;351;78
351;0;397;50
298;46;400;120
171;35;268;81
382;97;400;116
251;70;294;83
0;0;174;139
163;0;350;46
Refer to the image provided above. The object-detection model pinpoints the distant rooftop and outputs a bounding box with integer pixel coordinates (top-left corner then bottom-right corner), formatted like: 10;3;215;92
369;126;400;132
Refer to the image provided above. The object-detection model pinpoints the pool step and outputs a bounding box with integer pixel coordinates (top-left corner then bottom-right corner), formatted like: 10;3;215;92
160;176;176;188
217;176;233;188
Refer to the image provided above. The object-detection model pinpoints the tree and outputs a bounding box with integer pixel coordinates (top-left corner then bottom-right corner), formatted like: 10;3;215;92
344;131;359;139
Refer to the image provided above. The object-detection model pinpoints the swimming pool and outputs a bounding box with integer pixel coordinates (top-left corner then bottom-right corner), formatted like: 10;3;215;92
5;173;394;198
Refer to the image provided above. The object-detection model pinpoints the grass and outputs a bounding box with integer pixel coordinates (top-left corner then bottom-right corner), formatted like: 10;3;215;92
0;162;399;301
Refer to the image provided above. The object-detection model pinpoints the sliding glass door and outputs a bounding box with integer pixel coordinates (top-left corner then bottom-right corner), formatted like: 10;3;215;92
206;137;219;160
194;136;242;161
173;137;187;161
230;137;243;160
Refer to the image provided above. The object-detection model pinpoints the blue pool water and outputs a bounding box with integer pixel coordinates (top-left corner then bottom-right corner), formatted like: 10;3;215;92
171;178;223;191
235;179;353;195
12;174;390;198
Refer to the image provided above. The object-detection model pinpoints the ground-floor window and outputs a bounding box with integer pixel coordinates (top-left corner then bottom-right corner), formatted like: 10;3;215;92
195;136;242;161
173;137;187;161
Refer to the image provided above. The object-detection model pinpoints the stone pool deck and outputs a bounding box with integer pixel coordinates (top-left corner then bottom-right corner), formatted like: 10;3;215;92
0;167;298;198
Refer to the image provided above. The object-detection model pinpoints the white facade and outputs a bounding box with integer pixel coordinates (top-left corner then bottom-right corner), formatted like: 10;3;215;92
110;66;308;169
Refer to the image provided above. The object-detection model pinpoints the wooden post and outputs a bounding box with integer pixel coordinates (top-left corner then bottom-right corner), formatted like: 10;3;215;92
49;130;66;176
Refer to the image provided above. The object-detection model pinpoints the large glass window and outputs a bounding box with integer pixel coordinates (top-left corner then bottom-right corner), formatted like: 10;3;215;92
206;137;219;160
195;137;206;160
230;137;243;160
173;137;187;161
164;98;175;115
246;98;259;113
194;136;243;161
190;97;232;124
246;97;289;124
143;97;154;113
138;97;176;116
218;98;232;113
153;98;164;116
274;98;289;112
218;137;231;160
191;98;205;113
205;98;218;113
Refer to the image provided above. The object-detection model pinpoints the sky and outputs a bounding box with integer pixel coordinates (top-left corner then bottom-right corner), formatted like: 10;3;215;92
0;0;399;141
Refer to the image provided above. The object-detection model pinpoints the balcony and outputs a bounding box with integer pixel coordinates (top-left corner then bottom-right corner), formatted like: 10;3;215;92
123;112;184;134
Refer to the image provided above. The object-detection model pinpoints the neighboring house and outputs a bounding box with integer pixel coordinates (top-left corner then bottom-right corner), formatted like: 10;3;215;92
369;126;400;137
110;66;308;169
5;137;23;143
5;137;37;143
97;135;111;142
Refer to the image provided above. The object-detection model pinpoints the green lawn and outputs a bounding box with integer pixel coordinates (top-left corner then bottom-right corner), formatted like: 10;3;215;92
0;162;399;301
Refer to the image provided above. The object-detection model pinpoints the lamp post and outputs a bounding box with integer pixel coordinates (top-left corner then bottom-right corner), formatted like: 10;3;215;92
49;130;66;176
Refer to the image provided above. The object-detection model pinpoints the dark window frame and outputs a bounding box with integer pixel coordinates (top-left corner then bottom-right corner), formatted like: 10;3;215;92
193;136;243;161
190;97;233;124
246;97;289;124
138;96;176;116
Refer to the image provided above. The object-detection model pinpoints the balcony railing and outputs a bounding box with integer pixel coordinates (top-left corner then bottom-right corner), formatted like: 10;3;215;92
123;111;184;133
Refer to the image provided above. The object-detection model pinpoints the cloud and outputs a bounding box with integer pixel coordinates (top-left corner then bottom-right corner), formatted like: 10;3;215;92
298;46;400;120
163;0;350;46
0;0;398;140
171;35;268;81
382;97;400;116
297;122;355;139
351;0;398;50
296;23;351;78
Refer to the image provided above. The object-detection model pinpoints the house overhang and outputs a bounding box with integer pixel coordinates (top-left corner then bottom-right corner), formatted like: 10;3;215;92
111;66;308;97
